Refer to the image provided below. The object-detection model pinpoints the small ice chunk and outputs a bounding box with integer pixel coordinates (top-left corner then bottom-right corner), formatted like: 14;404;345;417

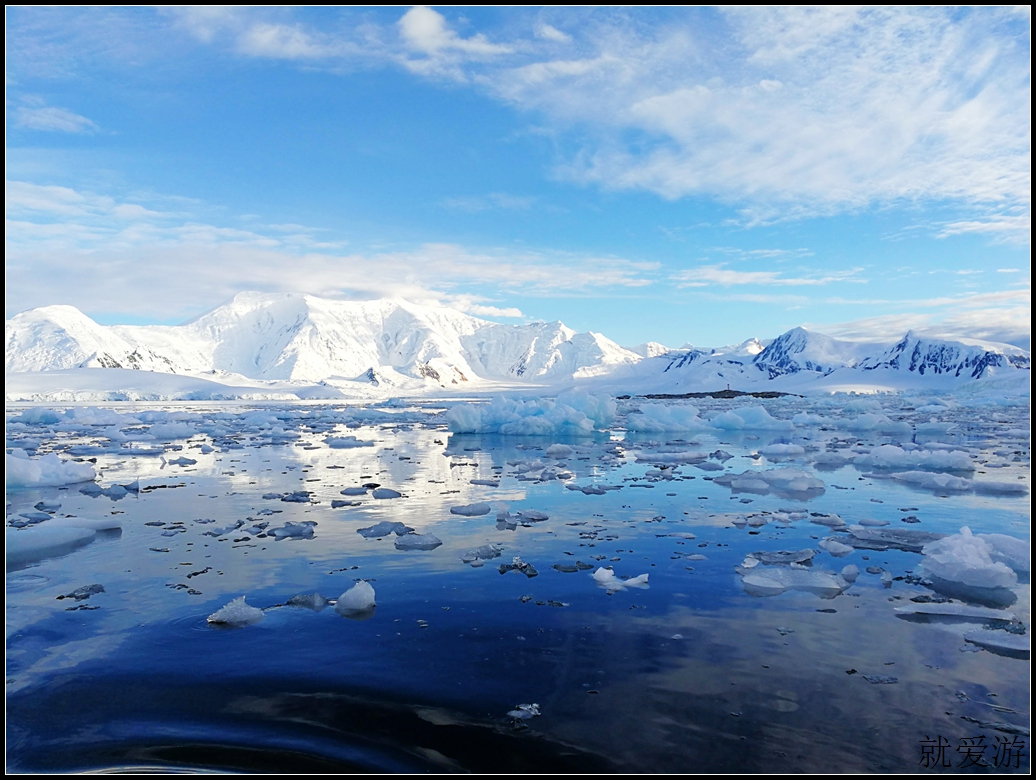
517;509;549;522
840;564;860;583
341;487;368;496
592;567;649;591
545;444;574;459
858;518;890;527
394;533;443;551
507;703;541;720
450;502;491;516
335;581;376;614
287;593;328;610
207;596;265;626
371;488;402;499
470;478;500;486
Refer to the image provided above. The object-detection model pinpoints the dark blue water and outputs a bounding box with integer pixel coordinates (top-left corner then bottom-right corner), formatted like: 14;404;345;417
6;399;1030;772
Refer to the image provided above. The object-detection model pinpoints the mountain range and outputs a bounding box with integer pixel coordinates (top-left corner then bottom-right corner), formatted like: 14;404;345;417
5;292;1030;400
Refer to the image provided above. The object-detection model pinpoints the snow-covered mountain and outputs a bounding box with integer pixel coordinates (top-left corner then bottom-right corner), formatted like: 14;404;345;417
752;327;870;378
5;292;641;389
5;293;1029;400
858;332;1030;378
603;327;1028;395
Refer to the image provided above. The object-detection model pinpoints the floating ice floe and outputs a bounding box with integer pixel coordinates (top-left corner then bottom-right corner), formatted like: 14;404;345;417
269;521;317;540
710;406;795;432
893;602;1016;622
635;450;709;465
740;567;850;599
626;404;709;433
207;596;265;626
446;390;614;436
963;629;1030;659
6;449;96;488
846;525;944;553
148;422;197;440
372;488;402;499
358;521;413;538
854;445;974;472
450;502;491;516
394;533;442;551
545;443;574;458
592;567;649;592
812;452;853;468
921;527;1019;591
461;544;504;566
499;556;538;577
6;525;97;566
713;468;824;496
819;539;854;557
163;456;197;467
325;436;374;448
759;443;806;457
341;487;368;496
842;413;911;435
335;581;376;614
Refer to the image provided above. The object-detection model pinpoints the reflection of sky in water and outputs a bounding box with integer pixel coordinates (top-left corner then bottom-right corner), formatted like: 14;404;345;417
5;399;1030;772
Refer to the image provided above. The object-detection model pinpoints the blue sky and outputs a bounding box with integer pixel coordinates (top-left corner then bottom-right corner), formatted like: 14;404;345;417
5;6;1031;349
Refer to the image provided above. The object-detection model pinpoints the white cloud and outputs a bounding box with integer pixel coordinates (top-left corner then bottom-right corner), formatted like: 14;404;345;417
399;7;510;57
15;105;97;133
10;7;1029;236
237;23;333;59
5;181;657;320
535;24;571;43
813;288;1031;349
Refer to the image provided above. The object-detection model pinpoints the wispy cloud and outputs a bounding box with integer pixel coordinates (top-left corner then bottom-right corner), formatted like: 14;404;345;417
440;192;536;212
14;101;97;133
673;264;864;288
